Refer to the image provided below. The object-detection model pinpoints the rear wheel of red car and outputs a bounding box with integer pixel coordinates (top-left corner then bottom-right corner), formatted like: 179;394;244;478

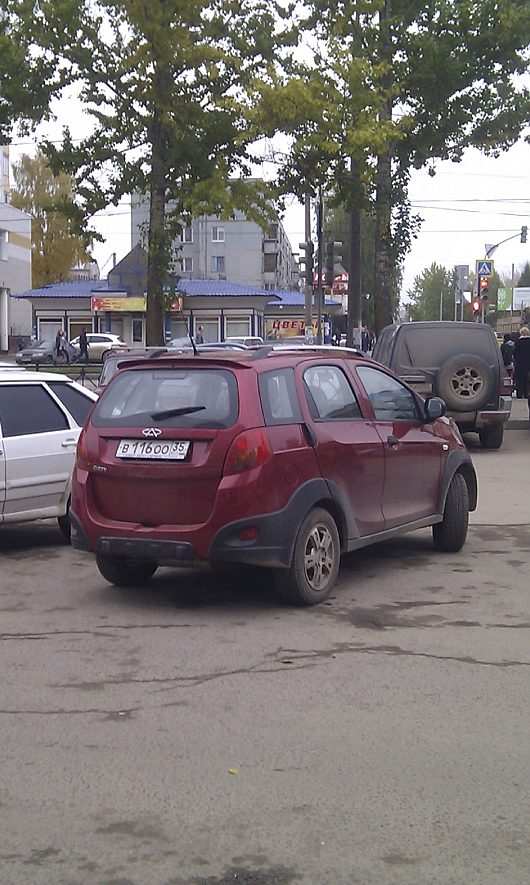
276;507;340;605
96;553;158;587
432;473;469;552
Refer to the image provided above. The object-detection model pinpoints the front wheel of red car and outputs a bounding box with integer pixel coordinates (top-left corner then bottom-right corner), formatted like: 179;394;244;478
432;473;469;553
96;553;158;587
276;507;340;605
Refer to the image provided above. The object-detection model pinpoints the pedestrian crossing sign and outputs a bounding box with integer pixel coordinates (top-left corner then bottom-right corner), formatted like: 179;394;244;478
475;259;494;277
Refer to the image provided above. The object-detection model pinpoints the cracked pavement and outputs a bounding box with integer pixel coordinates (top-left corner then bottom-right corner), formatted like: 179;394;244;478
0;430;528;885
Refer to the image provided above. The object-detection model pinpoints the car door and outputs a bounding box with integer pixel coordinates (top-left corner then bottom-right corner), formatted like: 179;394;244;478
0;382;79;521
300;362;385;539
355;365;445;528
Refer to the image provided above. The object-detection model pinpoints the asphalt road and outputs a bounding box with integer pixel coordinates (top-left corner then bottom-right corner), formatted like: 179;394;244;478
0;429;528;885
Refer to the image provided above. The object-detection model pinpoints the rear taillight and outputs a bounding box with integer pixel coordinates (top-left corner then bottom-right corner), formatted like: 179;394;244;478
75;427;91;471
223;429;272;475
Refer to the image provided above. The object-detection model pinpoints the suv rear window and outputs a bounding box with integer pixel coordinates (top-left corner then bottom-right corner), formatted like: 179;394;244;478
92;367;238;429
395;325;495;367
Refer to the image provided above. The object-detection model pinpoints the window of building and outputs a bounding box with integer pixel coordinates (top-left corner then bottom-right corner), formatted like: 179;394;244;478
211;255;225;273
132;318;143;343
180;227;193;243
0;229;8;261
225;318;251;338
2;154;9;177
196;319;219;343
180;256;193;273
267;223;279;239
263;253;277;273
211;226;225;242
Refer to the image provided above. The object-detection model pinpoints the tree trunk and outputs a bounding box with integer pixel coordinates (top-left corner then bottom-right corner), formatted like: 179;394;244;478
373;0;394;335
146;66;169;346
373;146;394;334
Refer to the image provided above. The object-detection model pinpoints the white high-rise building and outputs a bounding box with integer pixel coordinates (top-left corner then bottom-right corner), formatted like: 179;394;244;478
0;146;32;350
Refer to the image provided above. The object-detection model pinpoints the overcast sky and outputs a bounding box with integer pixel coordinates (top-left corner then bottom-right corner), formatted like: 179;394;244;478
9;97;530;299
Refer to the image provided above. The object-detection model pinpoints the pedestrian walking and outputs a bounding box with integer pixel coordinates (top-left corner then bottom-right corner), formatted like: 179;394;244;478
195;326;205;344
55;329;62;361
58;330;70;364
79;328;89;363
513;326;530;406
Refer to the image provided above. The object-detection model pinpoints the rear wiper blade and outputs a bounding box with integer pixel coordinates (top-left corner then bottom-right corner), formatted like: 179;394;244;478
150;405;206;420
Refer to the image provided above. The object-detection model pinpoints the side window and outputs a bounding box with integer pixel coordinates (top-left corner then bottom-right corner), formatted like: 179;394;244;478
47;382;94;427
0;385;69;437
259;368;302;425
357;366;420;421
303;365;361;420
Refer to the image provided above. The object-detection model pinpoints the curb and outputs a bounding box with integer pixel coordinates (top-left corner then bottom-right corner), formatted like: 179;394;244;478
507;421;529;430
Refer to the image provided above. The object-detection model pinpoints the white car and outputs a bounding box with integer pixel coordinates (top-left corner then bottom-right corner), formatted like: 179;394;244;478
70;332;128;361
0;370;97;538
225;336;264;347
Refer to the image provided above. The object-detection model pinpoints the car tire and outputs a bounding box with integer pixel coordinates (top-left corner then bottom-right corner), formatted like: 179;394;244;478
96;553;158;586
432;473;469;552
276;507;340;605
478;424;504;449
435;353;493;410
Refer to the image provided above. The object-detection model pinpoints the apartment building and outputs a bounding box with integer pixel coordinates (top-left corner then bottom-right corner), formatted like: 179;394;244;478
0;146;32;351
131;192;300;292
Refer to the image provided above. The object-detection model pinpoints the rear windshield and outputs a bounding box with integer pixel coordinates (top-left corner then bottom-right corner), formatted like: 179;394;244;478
91;367;238;429
396;326;496;367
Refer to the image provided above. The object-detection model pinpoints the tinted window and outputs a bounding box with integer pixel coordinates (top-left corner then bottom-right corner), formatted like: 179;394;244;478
357;366;420;421
259;368;302;425
396;326;495;367
92;368;238;429
303;365;361;420
0;384;69;437
47;382;94;426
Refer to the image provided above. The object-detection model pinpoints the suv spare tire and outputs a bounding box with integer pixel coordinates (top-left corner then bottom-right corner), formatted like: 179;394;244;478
434;353;494;410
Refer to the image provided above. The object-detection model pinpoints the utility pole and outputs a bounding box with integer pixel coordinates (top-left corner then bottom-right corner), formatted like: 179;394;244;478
316;187;324;345
304;194;313;339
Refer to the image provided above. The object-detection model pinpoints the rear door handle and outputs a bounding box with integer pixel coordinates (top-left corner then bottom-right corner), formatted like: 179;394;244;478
61;438;78;448
387;434;399;447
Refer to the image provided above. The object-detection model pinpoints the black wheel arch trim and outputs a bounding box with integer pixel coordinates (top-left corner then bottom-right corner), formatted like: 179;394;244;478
439;451;477;512
208;478;358;568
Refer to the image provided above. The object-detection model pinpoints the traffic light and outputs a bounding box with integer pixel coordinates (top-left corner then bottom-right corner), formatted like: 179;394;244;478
521;225;528;244
472;298;481;315
479;276;490;302
324;241;342;288
298;241;314;287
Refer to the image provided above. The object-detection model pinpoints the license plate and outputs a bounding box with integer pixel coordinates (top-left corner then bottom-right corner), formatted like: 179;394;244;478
116;439;191;460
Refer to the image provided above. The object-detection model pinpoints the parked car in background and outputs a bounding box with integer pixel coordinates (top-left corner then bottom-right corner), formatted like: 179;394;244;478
70;332;128;362
15;338;76;366
0;369;97;538
71;346;477;605
225;335;264;347
372;322;512;449
96;343;250;395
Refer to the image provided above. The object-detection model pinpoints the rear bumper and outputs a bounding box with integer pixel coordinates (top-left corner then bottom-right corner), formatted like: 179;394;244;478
70;478;332;570
451;396;512;430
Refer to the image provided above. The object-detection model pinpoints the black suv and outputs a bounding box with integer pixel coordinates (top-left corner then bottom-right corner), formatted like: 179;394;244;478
372;321;512;449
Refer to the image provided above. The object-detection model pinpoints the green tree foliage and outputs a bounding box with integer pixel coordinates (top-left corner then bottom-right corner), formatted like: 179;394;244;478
267;1;530;332
0;1;67;140
9;0;288;344
11;151;92;288
406;263;458;322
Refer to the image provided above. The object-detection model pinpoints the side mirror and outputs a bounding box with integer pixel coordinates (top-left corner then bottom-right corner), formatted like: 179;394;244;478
425;396;446;421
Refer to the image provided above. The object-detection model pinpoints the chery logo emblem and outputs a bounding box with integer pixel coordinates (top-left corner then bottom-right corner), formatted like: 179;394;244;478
142;428;162;437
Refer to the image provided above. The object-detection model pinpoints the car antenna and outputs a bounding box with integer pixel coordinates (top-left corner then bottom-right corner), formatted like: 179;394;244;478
173;284;198;356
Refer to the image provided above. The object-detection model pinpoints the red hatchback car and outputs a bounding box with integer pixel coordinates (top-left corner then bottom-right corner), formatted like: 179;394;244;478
71;346;478;605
